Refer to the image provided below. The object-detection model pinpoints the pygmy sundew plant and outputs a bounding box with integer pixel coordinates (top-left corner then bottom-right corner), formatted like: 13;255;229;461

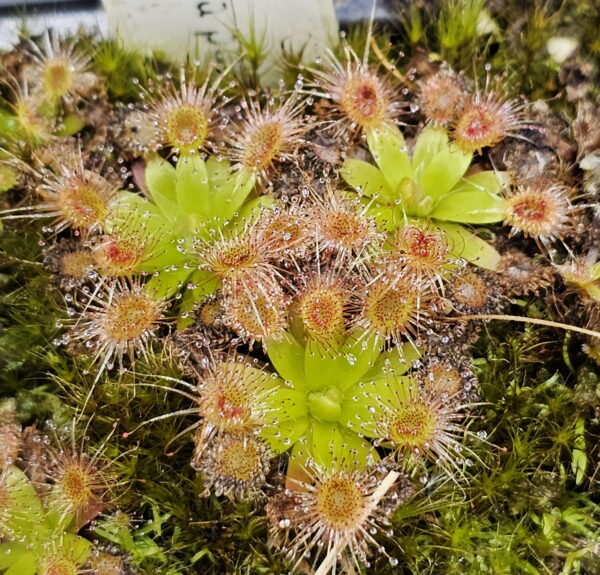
2;9;600;575
341;124;508;269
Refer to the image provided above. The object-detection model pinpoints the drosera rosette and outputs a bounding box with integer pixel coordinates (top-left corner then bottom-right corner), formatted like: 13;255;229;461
261;329;422;483
0;421;122;575
340;123;510;269
104;150;260;317
267;454;413;574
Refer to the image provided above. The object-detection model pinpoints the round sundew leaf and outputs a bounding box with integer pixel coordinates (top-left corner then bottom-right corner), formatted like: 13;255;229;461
260;415;310;455
438;221;501;270
366;124;412;191
430;189;507;223
176;155;211;230
340;158;394;201
265;332;306;389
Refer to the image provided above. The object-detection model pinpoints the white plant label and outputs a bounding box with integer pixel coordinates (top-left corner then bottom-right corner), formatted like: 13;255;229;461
102;0;338;80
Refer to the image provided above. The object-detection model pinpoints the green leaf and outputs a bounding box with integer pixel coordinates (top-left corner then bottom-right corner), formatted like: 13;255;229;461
337;332;383;390
174;269;221;328
451;170;511;196
430;189;506;223
366;124;412;190
304;333;381;392
340;375;411;437
110;190;166;222
176;155;211;229
340;158;393;201
234;194;275;226
55;113;85;137
145;267;194;300
438;222;501;270
572;417;587;486
266;387;308;422
363;343;421;379
212;168;256;222
260;416;309;455
265;332;306;388
310;421;377;469
145;156;178;218
0;466;46;537
61;533;92;564
412;126;450;168
413;128;472;204
2;550;36;575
